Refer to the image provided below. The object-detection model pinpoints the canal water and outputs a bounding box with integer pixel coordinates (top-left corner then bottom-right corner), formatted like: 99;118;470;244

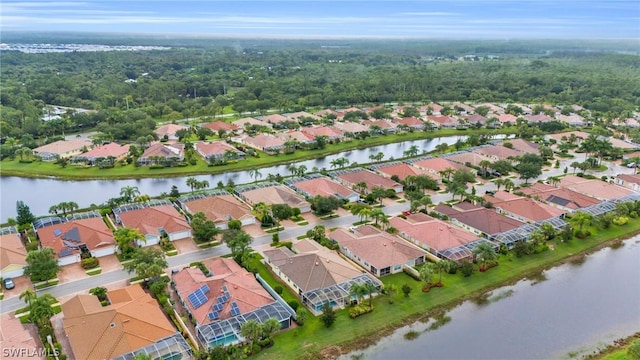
1;134;510;221
340;237;640;360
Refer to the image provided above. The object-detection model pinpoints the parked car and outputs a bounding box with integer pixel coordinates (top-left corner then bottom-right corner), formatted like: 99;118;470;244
3;277;15;290
626;162;636;168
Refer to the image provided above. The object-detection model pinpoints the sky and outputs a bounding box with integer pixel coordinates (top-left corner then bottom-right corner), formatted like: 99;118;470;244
1;0;639;39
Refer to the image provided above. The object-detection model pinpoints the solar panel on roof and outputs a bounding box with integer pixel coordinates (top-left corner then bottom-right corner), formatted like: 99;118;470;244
54;229;62;236
63;227;81;242
230;308;239;316
208;311;219;320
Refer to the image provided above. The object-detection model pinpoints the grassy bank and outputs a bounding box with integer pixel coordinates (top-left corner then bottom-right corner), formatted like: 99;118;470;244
0;128;516;180
255;218;640;360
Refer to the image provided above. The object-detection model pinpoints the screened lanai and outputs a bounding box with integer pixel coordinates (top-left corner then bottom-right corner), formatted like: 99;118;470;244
301;273;382;315
492;223;540;248
112;333;192;360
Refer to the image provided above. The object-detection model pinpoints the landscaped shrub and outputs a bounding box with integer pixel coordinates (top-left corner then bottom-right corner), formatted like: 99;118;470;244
273;285;283;295
460;261;475;277
287;300;299;311
349;304;373;318
401;284;412;297
81;257;99;269
613;216;629;226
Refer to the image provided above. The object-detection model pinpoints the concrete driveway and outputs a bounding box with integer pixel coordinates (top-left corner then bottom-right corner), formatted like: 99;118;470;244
58;263;88;283
1;276;32;300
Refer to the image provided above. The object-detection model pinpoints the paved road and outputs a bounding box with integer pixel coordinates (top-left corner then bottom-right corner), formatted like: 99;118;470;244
1;153;633;315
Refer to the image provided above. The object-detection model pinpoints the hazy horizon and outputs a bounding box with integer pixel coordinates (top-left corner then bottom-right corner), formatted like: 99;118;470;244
1;1;639;40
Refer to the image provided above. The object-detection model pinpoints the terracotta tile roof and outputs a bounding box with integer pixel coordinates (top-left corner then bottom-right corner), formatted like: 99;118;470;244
328;226;427;269
34;139;92;155
433;204;461;216
202;121;239;132
525;114;554;123
232;117;272;128
195;141;242;158
260;114;290;124
263;240;363;292
314;109;340;117
473;145;521;160
140;142;184;159
37;217;114;259
117;205;190;236
239;185;310;209
453;201;484;211
463;114;487;124
393;117;424;127
445;152;493;167
496;113;518;124
292;177;358;199
546;131;590;142
74;142;130;160
243;134;285;150
520;182;600;209
557;114;585;124
275;130;315;143
332;121;370;133
389;216;478;252
0;313;42;360
607;137;639;150
0;232;27;271
485;190;521;202
341;107;363;113
375;163;438;181
623;150;640;159
507;139;539;153
302;126;343;138
411;157;466;173
449;208;524;235
173;258;275;325
559;175;632;200
489;196;565;221
427;115;457;126
154;124;188;137
362;119;398;129
424;103;444;113
62;284;176;360
451;103;475;112
335;169;401;191
616;173;640;185
474;103;504;113
183;194;253;225
285;111;320;121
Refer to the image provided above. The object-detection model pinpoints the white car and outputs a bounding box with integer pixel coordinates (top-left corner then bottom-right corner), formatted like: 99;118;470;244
626;162;636;168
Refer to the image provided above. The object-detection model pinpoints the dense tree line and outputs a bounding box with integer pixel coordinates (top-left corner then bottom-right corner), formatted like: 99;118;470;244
1;39;638;140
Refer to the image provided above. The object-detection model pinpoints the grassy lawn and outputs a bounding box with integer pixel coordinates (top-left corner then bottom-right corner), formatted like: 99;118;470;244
1;128;517;180
255;219;640;360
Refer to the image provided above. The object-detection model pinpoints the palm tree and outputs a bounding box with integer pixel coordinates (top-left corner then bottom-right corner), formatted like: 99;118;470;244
479;160;491;178
548;176;561;187
330;157;348;169
439;168;455;182
349;283;367;304
403;145;420;157
384;284;398;304
418;195;432;212
120;186;140;203
240;320;262;349
419;264;435;287
48;205;60;216
472;243;498;269
261;318;281;341
379;216;390;231
570;161;581;174
370;208;386;225
249;168;262;182
435;143;449;154
296;165;308;177
19;288;36;308
29;293;56;329
434;260;453;284
355;181;368;194
570;211;594;234
17;147;33;161
362;282;377;307
494;178;506;191
288;164;298;176
503;179;515;192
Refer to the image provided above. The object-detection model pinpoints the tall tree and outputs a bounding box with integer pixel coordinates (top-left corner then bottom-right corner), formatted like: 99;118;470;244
119;186;140;203
190;212;220;243
16;201;35;226
114;227;145;256
222;229;253;260
472;243;498;269
570;211;594;234
123;247;168;281
24;248;61;283
240;320;263;349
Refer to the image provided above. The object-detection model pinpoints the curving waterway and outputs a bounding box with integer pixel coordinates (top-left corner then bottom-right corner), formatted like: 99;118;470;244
340;237;640;360
0;135;510;221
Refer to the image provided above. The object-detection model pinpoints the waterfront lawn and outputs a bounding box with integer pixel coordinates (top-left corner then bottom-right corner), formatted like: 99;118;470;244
1;127;517;180
256;218;640;359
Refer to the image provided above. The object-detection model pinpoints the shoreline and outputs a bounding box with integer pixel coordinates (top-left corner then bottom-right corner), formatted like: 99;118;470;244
316;232;640;359
0;128;515;180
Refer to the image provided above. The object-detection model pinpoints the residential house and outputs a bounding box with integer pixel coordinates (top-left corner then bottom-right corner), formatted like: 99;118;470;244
0;313;44;360
287;176;360;202
518;182;600;212
314;109;340;118
463;114;487;126
260;114;291;126
236;184;311;213
202;121;240;134
474;103;504;114
332;168;403;193
542;104;561;116
34;213;116;266
451;103;475;114
484;195;565;223
241;134;285;152
62;284;192;360
275;130;315;146
524;114;554;124
328;226;427;277
154;124;189;140
559;175;633;201
605;137;639;150
232;117;272;129
172;257;293;349
444;151;493;168
615;173;640;191
433;204;524;238
506;139;539;154
285;111;320;122
393;117;425;130
558;114;585;127
263;239;381;314
410;157;468;178
389;213;485;261
473;145;521;162
195;141;245;162
545;131;590;143
421;103;443;115
71;142;130;165
137;143;184;165
362;119;398;133
0;227;27;278
33;139;92;161
427;115;458;128
332;121;370;136
301;126;344;141
495;113;518;126
179;192;255;230
613;118;640;128
114;202;191;246
373;162;441;183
